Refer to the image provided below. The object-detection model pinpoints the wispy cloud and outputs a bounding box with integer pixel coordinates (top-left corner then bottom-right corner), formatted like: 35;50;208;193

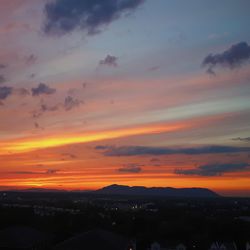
118;163;143;173
10;169;59;175
232;137;250;142
175;162;250;176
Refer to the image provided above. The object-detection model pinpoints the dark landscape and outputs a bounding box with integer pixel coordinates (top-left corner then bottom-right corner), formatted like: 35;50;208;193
0;186;250;249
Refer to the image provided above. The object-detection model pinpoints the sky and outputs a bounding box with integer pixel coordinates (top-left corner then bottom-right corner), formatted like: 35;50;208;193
0;0;250;196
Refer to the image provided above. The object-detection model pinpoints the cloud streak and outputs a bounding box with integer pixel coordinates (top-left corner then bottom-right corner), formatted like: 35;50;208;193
232;137;250;142
96;145;250;156
43;0;145;36
175;162;250;176
118;163;142;173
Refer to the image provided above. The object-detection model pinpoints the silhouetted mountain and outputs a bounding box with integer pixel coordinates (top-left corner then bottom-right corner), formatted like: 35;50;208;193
95;184;219;197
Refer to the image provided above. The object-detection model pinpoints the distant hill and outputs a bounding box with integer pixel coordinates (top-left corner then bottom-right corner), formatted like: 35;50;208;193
95;184;219;198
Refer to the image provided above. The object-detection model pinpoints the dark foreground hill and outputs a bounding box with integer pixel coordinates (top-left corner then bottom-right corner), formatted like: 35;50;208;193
95;184;219;198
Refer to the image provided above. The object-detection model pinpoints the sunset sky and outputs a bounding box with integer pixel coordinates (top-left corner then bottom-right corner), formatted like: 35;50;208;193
0;0;250;196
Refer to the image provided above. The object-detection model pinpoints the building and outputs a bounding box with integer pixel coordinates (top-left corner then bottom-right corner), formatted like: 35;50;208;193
209;242;237;250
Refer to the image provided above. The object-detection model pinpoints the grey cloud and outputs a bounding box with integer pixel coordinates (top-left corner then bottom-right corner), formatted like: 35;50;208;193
12;169;58;175
202;42;250;74
64;95;83;111
32;96;82;118
46;169;58;174
150;158;161;166
32;83;56;96
41;103;59;112
175;162;249;176
32;102;60;118
61;153;77;159
95;145;110;150
0;64;7;69
96;145;250;156
150;158;160;162
147;66;160;72
43;0;145;36
118;163;142;173
34;122;44;130
25;54;37;65
0;86;13;100
99;55;118;67
0;75;6;84
34;122;40;129
232;137;250;142
12;171;39;175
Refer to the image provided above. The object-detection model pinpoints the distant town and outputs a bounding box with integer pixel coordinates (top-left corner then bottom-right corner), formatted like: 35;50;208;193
0;186;249;250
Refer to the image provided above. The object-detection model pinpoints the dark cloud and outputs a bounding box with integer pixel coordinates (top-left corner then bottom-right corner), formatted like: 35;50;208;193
41;103;59;112
0;75;6;84
232;137;250;142
0;64;7;69
34;122;40;129
34;122;44;130
12;169;58;175
147;66;160;72
202;42;250;74
25;54;37;65
95;145;109;150
32;96;82;118
118;163;142;173
99;55;118;67
32;83;56;96
150;158;161;166
32;102;60;118
96;145;250;156
46;169;58;174
0;86;13;100
43;0;145;36
12;171;39;175
150;158;160;162
175;162;249;176
64;95;83;111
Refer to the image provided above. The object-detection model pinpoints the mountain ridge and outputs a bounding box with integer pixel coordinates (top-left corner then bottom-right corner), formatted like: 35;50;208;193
95;184;219;197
